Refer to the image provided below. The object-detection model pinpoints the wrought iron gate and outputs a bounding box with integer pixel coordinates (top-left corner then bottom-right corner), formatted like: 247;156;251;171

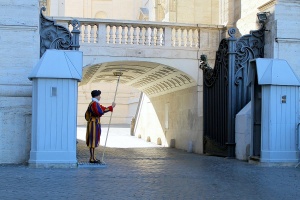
200;26;265;158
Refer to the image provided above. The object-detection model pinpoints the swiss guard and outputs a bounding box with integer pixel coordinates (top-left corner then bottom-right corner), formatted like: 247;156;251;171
85;90;116;163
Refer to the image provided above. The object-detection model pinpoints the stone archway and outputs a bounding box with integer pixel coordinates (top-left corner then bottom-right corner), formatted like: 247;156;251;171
77;60;203;153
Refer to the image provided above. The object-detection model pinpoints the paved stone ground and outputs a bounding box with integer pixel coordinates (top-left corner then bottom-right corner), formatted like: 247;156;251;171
0;126;300;199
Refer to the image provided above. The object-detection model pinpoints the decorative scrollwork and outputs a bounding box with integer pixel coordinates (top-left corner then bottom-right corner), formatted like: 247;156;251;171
200;39;229;87
39;7;80;57
234;26;264;85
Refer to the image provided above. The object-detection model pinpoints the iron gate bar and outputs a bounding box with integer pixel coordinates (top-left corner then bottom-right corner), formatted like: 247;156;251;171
227;28;237;158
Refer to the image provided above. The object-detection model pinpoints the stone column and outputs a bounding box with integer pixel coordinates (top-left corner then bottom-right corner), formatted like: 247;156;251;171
0;0;39;164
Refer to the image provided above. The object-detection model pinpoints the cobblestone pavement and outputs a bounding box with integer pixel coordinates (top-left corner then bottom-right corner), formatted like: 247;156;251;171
0;126;300;200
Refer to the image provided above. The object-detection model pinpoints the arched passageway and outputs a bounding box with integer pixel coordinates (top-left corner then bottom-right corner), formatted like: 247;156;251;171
76;60;203;156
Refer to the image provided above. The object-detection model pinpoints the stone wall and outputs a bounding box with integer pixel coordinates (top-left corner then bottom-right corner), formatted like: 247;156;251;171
270;1;300;75
177;0;219;24
235;0;271;35
50;0;219;24
50;0;142;19
77;83;141;126
0;0;39;163
135;85;203;154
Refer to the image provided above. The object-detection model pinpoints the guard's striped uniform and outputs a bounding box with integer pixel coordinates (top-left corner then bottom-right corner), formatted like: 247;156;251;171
85;101;113;148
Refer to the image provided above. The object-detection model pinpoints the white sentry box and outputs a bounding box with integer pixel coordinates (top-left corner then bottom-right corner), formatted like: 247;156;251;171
28;50;82;167
248;58;300;163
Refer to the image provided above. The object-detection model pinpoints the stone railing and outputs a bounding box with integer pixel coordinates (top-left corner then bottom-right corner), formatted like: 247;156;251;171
52;17;224;49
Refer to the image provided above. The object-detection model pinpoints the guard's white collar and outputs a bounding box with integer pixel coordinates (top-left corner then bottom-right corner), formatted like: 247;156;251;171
92;98;99;103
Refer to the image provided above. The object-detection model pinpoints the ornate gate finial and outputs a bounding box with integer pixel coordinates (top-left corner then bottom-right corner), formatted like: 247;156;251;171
228;28;236;39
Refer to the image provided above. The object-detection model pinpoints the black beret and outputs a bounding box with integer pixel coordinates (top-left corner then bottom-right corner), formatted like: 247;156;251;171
91;90;101;97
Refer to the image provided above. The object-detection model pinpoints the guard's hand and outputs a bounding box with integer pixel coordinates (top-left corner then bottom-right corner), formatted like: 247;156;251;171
112;102;116;108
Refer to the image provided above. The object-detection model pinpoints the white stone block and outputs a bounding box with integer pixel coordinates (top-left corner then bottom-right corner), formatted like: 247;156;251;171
235;102;251;161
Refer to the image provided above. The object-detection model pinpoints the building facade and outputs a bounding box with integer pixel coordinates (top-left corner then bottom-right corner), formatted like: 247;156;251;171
1;0;300;164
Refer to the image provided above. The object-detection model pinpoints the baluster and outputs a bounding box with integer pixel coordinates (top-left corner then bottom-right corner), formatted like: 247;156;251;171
179;28;184;47
153;27;158;46
180;28;184;47
127;26;131;44
121;25;126;44
90;24;95;43
150;27;155;46
181;28;185;47
137;27;142;45
159;27;163;46
157;28;160;46
193;29;199;48
175;28;180;47
145;27;150;45
172;28;176;46
158;28;164;46
154;28;158;46
133;27;138;45
109;25;114;44
84;24;89;43
95;25;98;43
139;27;144;45
187;29;192;47
182;28;187;47
115;25;120;44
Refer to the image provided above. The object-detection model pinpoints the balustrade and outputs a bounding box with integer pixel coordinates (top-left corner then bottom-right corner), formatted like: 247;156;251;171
53;17;222;49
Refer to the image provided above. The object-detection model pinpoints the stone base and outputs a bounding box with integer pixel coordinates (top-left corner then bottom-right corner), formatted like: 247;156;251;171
28;151;77;168
249;155;299;167
29;150;77;168
261;150;299;163
28;162;77;168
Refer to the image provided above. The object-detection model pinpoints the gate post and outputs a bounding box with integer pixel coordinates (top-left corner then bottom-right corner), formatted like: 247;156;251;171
227;28;237;158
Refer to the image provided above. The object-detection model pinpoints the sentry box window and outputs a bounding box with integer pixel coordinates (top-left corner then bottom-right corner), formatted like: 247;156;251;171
51;87;57;97
281;95;286;103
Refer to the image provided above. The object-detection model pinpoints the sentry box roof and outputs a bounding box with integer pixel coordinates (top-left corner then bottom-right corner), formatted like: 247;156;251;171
29;49;82;81
248;58;300;86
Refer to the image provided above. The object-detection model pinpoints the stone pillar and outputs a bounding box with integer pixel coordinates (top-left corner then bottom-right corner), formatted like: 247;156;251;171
0;0;39;164
28;50;82;168
219;0;235;37
269;0;300;76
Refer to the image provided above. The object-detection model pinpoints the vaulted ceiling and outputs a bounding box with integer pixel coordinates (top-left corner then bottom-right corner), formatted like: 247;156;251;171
80;61;196;98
